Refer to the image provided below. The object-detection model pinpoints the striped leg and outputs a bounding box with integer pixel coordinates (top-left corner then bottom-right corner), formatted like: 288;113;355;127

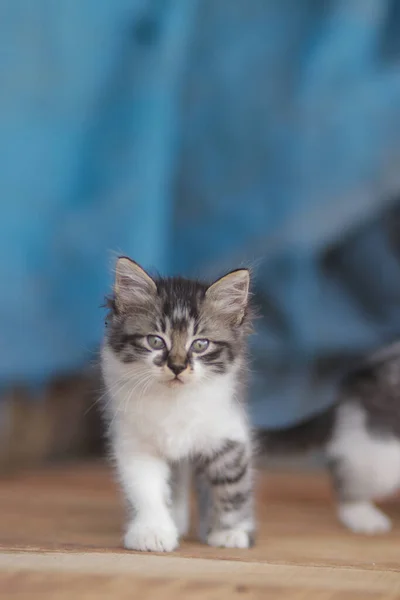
197;440;255;548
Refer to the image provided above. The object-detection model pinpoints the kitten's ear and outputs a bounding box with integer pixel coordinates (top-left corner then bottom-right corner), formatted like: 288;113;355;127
114;257;156;309
206;269;250;324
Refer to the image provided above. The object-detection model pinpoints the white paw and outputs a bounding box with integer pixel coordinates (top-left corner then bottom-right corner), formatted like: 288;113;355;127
207;528;251;549
124;520;179;552
338;502;392;535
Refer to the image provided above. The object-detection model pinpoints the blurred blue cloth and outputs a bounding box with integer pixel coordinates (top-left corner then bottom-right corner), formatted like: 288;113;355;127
2;0;400;428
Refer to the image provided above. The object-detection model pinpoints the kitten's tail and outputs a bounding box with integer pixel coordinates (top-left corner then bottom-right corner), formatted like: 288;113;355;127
258;404;336;455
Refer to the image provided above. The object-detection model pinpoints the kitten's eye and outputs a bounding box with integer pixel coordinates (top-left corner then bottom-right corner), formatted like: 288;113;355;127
191;339;209;353
147;335;166;350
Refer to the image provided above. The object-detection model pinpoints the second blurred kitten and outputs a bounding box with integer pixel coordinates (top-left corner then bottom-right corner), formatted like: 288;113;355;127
261;342;400;534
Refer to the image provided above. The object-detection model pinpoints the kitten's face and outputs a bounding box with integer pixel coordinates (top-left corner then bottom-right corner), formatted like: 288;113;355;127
104;258;251;389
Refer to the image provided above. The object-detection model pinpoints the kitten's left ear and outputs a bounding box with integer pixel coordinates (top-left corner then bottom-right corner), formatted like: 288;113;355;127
206;269;250;325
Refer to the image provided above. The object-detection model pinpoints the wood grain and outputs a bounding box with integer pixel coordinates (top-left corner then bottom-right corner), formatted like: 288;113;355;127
0;461;400;598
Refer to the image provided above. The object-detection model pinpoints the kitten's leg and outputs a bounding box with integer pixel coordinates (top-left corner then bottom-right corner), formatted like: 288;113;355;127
116;449;179;552
327;405;400;534
195;470;212;543
329;456;392;534
170;460;191;537
199;440;255;549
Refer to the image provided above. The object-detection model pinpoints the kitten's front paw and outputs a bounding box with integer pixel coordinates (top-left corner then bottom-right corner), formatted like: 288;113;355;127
124;520;179;552
338;502;392;535
207;528;253;549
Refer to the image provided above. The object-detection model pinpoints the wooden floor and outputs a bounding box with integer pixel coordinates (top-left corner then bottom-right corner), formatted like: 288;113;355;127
1;461;400;598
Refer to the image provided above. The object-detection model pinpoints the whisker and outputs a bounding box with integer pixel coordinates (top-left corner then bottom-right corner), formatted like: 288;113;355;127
84;374;135;416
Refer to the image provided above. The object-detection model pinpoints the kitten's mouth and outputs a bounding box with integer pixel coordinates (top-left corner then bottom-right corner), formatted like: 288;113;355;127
167;376;184;387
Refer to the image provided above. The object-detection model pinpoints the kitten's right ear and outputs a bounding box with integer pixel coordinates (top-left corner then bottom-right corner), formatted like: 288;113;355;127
114;257;156;309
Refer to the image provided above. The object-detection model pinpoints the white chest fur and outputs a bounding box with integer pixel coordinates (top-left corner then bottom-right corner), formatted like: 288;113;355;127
102;349;248;461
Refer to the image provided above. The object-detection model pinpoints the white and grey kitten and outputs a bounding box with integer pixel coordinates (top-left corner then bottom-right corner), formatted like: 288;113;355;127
262;341;400;535
101;257;255;552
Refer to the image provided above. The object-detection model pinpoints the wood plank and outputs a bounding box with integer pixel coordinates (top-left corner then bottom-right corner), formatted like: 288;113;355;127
1;461;400;598
0;462;399;570
1;572;393;600
1;552;400;599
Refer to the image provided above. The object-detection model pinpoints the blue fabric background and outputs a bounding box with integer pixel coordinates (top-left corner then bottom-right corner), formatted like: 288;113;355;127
2;0;400;427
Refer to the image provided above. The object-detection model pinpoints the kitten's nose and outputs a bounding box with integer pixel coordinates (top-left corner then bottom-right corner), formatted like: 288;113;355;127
167;361;187;376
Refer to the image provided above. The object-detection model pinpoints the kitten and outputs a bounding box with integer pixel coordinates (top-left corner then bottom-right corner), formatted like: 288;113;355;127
101;257;255;552
261;341;400;535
